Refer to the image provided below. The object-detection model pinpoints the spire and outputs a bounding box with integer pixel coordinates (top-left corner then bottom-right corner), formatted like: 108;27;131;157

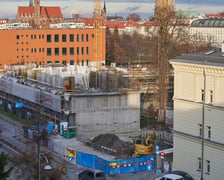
29;0;34;6
103;1;106;13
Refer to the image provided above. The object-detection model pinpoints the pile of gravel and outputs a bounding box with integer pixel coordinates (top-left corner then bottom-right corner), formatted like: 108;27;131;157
90;133;134;157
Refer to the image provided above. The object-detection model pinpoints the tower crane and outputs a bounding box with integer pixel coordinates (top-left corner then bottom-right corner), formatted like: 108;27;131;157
93;0;104;67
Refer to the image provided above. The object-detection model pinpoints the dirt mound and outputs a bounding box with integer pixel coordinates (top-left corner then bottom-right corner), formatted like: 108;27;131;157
90;133;134;158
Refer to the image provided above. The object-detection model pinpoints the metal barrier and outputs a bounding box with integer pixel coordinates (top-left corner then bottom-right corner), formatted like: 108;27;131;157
77;151;155;175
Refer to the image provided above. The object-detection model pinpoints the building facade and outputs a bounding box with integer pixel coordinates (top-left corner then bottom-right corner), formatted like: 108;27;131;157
190;19;224;47
0;28;106;67
0;68;140;139
170;49;224;179
16;0;64;26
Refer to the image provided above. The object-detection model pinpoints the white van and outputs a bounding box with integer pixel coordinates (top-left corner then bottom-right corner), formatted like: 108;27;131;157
155;173;184;180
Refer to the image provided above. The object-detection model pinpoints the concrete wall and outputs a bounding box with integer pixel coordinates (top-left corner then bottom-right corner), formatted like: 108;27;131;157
70;93;140;138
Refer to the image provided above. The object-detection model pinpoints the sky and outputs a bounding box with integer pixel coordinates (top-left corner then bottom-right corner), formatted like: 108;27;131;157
0;0;224;20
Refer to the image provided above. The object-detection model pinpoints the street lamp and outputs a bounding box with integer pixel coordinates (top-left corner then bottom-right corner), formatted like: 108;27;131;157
138;53;144;68
39;155;52;180
201;63;206;180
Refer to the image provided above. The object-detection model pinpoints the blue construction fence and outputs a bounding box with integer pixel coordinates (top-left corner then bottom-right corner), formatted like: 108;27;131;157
77;151;155;175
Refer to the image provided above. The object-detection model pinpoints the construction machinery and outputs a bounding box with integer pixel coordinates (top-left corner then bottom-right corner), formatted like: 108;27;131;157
134;132;156;156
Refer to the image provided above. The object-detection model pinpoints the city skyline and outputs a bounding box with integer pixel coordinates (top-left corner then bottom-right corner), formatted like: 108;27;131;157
0;0;224;19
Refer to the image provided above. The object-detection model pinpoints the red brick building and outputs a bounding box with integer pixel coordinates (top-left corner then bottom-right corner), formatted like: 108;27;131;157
16;0;64;26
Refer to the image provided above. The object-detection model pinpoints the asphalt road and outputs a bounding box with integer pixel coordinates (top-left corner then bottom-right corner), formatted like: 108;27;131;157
0;114;161;180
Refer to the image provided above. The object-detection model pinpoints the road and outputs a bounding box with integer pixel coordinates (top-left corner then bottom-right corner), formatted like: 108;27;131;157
0;114;160;180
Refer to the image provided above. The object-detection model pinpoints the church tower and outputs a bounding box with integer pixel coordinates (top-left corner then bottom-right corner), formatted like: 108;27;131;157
34;0;40;25
103;1;107;21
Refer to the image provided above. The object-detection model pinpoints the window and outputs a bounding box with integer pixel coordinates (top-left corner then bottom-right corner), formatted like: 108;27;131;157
39;48;41;53
86;47;89;54
55;34;59;42
207;126;211;139
62;60;67;65
87;99;93;108
70;60;74;65
103;98;108;107
77;34;79;42
31;35;33;39
70;34;74;42
42;34;44;39
42;48;44;53
70;47;74;55
55;60;59;64
210;90;213;104
82;60;84;66
31;48;33;53
16;35;20;39
198;124;202;136
197;157;202;171
206;160;210;174
62;48;67;55
86;59;89;66
82;47;84;55
77;47;79;55
47;61;52;64
39;34;41;39
62;34;67;42
47;34;51;42
55;48;59;56
34;35;36;39
81;34;84;42
201;89;204;102
47;48;52;56
86;34;89;41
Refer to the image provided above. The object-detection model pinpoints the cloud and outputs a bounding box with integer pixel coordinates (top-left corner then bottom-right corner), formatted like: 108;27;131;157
125;4;141;12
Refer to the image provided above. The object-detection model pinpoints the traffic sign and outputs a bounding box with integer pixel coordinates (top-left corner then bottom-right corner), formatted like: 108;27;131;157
156;169;162;175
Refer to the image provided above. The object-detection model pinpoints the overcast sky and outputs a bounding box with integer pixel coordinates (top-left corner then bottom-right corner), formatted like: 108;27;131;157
0;0;224;19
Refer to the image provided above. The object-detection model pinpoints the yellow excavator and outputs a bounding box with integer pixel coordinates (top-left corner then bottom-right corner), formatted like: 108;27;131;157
134;132;156;156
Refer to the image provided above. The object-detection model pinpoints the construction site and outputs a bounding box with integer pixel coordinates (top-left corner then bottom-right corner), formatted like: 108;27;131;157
0;0;176;179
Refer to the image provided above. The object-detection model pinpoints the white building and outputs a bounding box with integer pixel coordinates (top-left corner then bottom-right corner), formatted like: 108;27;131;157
190;19;224;47
170;48;224;180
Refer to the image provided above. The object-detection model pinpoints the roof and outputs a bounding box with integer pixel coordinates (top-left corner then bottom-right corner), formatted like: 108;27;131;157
170;48;224;67
17;6;34;15
17;6;63;18
40;7;63;18
191;19;224;27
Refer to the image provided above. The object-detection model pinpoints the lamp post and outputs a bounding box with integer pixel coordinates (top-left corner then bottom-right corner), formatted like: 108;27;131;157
201;64;206;180
138;53;144;68
39;155;52;180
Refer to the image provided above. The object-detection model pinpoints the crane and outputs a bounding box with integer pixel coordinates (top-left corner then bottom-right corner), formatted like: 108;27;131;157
93;0;104;67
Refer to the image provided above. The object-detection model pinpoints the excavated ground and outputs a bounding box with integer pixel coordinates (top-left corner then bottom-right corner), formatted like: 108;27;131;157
89;133;134;159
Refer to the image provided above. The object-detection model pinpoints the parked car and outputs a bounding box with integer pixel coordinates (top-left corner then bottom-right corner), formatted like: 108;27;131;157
78;169;106;180
155;173;184;180
172;170;194;180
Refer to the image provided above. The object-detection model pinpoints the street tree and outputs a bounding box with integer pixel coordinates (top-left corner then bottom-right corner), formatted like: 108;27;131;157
126;13;141;22
0;144;13;180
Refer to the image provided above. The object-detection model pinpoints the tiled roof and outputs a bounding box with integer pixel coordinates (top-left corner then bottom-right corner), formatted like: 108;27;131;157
41;7;63;18
106;21;125;28
17;6;34;15
17;6;63;18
